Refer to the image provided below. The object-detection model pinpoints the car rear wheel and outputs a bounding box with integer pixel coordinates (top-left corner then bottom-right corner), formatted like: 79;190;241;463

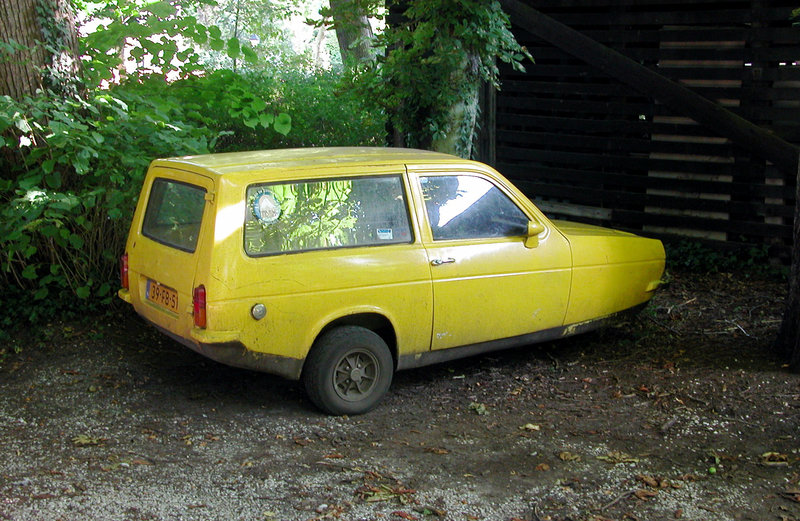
303;326;393;415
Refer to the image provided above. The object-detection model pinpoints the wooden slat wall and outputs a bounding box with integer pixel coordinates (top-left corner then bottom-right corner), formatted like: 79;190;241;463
494;0;798;249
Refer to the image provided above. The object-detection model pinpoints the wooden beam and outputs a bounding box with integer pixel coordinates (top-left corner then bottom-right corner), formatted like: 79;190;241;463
498;0;799;176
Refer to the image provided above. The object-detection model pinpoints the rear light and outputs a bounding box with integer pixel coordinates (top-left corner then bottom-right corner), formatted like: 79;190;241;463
120;253;129;289
193;285;207;328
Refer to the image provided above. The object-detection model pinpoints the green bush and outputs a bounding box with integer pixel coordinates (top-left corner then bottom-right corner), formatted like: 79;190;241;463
664;238;787;279
0;66;386;339
267;67;385;149
0;88;218;334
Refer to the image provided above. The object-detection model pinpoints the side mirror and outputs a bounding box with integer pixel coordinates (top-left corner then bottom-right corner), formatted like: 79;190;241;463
525;221;546;249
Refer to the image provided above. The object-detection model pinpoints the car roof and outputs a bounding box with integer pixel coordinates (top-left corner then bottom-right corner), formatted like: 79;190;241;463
153;147;465;177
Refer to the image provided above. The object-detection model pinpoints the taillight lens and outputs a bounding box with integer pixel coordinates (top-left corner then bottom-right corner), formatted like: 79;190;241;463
120;253;129;289
193;285;207;328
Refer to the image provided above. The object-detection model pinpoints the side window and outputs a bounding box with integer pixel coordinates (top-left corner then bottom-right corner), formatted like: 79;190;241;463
420;175;529;241
244;175;412;256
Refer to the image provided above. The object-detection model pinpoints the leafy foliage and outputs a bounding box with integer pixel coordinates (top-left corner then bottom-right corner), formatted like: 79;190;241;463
348;0;530;156
664;238;786;279
0;87;218;332
258;67;385;148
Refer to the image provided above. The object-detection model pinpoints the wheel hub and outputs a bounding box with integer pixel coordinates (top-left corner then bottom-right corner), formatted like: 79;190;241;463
349;367;365;382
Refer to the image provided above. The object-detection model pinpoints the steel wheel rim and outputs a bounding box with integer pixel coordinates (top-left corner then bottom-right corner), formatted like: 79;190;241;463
332;349;380;402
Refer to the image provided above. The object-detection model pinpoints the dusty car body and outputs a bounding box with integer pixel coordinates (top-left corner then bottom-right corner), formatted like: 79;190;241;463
119;147;665;414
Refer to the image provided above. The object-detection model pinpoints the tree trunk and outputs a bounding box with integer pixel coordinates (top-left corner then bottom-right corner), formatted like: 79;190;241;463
329;0;375;64
0;0;80;100
775;154;800;370
430;72;480;159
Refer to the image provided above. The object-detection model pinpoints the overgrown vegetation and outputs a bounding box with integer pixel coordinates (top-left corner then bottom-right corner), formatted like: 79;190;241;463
0;0;384;343
348;0;530;157
664;238;788;280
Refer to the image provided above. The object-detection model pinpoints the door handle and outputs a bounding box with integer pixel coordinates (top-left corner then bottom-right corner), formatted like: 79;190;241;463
431;257;456;266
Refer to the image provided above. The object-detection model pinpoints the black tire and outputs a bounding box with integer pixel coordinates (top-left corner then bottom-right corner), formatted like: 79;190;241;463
303;326;394;415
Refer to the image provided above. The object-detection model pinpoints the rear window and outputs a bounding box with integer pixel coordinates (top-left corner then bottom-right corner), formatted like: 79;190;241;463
142;178;206;252
244;175;412;256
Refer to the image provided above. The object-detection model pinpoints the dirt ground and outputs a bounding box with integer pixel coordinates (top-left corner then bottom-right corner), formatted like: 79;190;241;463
1;270;799;521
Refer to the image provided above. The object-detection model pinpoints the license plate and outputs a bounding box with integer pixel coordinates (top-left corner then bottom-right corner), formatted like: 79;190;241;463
146;280;179;313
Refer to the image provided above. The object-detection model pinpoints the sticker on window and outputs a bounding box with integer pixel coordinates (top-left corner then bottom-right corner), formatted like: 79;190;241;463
251;190;282;224
377;228;393;240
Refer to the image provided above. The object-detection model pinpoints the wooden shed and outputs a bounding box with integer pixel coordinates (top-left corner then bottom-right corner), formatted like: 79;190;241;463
488;0;799;253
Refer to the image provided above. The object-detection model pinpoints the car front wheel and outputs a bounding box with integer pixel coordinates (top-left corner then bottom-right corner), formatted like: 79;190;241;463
303;326;393;415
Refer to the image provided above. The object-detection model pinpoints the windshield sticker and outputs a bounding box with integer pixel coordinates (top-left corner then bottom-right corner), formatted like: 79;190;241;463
377;228;394;240
251;190;282;224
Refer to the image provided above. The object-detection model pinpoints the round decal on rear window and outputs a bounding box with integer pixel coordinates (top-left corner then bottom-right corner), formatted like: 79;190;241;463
251;190;281;224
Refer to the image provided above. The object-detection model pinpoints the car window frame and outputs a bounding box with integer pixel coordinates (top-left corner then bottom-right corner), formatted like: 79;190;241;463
414;171;534;243
141;177;209;254
242;173;416;258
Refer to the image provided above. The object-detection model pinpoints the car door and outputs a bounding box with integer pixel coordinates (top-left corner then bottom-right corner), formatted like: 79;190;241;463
410;170;572;351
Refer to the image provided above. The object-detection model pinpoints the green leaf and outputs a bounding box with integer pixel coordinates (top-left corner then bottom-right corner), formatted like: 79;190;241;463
226;37;240;59
241;45;258;63
19;174;42;189
209;37;225;52
258;113;274;128
145;1;177;19
45;170;62;189
69;234;85;249
97;283;111;297
250;97;266;112
273;112;291;136
76;286;91;299
42;158;56;174
22;264;38;280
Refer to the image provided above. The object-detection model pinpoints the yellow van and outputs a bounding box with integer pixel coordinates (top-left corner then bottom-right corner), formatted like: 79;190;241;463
119;147;664;415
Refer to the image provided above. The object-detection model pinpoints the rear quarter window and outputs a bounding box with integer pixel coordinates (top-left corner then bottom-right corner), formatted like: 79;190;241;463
142;178;206;252
244;175;412;256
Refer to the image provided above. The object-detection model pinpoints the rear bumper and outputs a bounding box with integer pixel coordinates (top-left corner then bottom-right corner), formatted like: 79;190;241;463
155;323;305;380
119;287;305;380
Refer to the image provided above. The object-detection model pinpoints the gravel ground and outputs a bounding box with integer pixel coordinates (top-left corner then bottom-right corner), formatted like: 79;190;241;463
1;270;799;521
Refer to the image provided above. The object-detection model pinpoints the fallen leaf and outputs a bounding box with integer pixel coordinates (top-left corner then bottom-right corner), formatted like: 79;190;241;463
71;435;107;447
416;506;446;517
559;451;581;462
469;402;488;415
634;489;658;500
424;447;450;455
779;487;800;503
519;423;541;432
761;452;789;466
535;463;550;471
597;451;639;464
392;512;419;520
324;453;345;459
637;474;659;488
